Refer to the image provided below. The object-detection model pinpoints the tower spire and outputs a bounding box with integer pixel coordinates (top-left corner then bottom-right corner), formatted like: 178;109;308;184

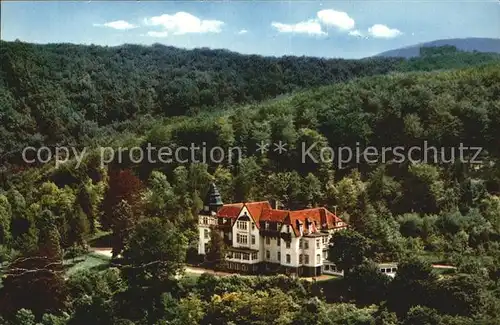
202;182;223;214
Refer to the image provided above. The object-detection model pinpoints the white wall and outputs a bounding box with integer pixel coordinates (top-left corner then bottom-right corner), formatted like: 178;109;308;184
263;236;281;264
197;214;217;255
280;224;299;267
231;207;260;250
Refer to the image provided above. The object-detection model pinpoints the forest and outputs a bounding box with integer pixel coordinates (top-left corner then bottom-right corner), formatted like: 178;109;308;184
0;40;500;324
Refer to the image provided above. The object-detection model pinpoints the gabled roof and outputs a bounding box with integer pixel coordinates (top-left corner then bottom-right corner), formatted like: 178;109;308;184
244;201;273;228
287;207;345;236
216;203;244;218
215;201;272;229
214;200;346;236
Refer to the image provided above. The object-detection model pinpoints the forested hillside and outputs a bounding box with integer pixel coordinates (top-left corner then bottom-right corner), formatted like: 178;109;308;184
1;41;500;325
0;40;400;157
1;41;499;164
376;37;500;58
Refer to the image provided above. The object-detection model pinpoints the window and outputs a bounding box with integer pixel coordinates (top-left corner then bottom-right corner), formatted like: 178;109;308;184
299;239;303;249
304;241;309;249
277;222;281;230
252;223;255;230
204;243;208;252
324;265;330;271
299;254;303;264
392;268;397;273
277;238;281;246
204;229;209;239
304;254;309;264
316;239;320;249
266;237;270;245
286;225;290;233
237;234;248;245
266;250;270;259
237;221;247;230
286;241;290;249
252;252;258;260
286;254;291;264
243;253;249;260
265;222;269;229
316;254;321;264
234;252;241;259
323;251;327;259
202;216;208;224
277;252;281;261
251;235;256;245
380;269;385;273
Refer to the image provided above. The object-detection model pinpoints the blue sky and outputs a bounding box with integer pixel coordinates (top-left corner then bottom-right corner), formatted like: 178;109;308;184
1;1;499;58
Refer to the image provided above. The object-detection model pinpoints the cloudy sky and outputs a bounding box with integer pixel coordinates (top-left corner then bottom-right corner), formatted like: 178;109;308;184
1;1;499;58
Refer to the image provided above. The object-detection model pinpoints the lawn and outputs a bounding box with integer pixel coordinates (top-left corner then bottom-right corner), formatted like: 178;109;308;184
64;252;111;277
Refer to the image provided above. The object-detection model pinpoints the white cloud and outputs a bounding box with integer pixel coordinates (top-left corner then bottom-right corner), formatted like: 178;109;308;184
93;20;137;30
348;29;364;37
144;12;224;35
368;24;402;38
317;9;355;31
238;29;248;35
271;20;326;36
147;31;169;38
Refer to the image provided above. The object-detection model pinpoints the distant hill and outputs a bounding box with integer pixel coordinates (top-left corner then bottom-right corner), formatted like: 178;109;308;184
376;38;500;58
1;40;499;165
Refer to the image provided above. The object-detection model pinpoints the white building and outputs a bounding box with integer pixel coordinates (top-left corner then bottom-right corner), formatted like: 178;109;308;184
198;183;348;276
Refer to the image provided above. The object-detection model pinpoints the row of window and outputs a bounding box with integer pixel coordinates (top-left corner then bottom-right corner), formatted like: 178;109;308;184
263;251;322;265
266;250;282;261
264;222;289;232
324;264;341;272
381;267;398;273
236;234;248;245
228;251;259;260
227;262;249;271
264;237;291;248
298;238;323;249
298;254;321;264
208;230;328;256
201;216;216;225
237;220;258;230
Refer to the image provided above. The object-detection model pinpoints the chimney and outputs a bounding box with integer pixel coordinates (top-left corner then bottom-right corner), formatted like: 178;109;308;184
320;208;327;228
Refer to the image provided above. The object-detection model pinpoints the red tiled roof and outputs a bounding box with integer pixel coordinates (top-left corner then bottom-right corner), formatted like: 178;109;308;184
245;201;273;228
215;201;346;235
216;203;244;218
261;208;289;222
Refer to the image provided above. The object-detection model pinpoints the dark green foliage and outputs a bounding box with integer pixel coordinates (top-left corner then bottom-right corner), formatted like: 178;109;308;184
204;225;227;271
121;218;188;287
344;261;391;305
0;42;499;324
387;258;437;316
328;229;371;273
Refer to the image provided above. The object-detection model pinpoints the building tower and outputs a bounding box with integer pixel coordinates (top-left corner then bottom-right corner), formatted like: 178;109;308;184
198;183;223;255
202;182;223;214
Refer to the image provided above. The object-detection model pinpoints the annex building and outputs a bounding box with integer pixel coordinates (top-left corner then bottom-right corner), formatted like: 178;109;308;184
198;183;348;277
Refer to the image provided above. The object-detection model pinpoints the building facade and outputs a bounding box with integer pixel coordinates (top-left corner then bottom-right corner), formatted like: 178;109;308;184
198;183;348;276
